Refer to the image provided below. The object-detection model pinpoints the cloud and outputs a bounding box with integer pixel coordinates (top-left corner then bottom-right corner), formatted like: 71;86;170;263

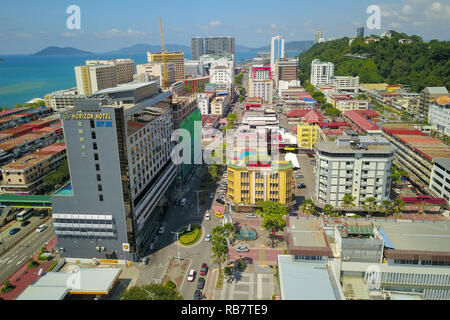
270;24;277;30
424;2;450;20
94;28;148;38
401;4;414;15
255;28;264;34
389;22;401;28
196;20;222;30
210;20;221;27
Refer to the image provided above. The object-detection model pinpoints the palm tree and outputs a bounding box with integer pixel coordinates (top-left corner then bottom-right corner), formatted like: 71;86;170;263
211;235;228;275
363;197;378;216
323;204;335;217
301;199;316;216
380;200;393;218
342;194;356;210
391;198;405;219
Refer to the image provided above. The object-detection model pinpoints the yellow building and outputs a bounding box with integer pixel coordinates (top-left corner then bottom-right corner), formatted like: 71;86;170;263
297;122;325;149
147;51;185;81
227;161;293;206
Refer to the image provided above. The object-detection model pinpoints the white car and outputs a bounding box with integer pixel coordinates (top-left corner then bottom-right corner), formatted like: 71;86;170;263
205;213;211;221
205;234;211;242
158;225;165;234
209;193;214;199
36;224;47;233
187;269;196;282
235;245;249;252
180;198;187;206
246;214;257;219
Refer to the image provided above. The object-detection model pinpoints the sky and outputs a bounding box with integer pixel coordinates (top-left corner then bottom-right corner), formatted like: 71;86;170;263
0;0;449;54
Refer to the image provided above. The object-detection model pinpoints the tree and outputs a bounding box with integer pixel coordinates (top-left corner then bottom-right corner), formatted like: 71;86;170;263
301;199;316;216
121;286;150;300
211;235;228;276
362;197;378;216
322;204;335;216
342;194;356;210
380;200;393;218
392;198;405;219
256;201;288;247
212;224;236;247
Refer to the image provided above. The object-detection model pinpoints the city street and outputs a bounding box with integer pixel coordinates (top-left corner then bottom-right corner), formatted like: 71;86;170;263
292;153;317;210
0;217;54;284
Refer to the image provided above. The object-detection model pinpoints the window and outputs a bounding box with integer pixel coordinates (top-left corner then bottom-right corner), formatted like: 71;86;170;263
90;120;95;128
94;153;99;161
95;164;100;171
93;142;98;150
91;131;96;139
98;184;103;192
99;194;104;202
97;174;101;181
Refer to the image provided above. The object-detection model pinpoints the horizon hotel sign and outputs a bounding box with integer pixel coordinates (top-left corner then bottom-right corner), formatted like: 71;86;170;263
64;111;113;128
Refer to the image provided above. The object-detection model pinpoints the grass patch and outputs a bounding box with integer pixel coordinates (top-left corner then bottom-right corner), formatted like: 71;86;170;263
216;269;224;290
48;260;59;271
1;281;15;294
27;258;40;270
179;225;202;246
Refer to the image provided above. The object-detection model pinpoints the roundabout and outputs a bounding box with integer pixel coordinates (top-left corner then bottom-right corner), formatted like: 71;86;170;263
177;224;203;247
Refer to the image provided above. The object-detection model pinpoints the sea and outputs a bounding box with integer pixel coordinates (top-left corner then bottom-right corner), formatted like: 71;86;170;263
0;50;301;107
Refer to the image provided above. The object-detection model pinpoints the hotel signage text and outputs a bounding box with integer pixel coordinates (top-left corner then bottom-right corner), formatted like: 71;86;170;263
64;112;112;121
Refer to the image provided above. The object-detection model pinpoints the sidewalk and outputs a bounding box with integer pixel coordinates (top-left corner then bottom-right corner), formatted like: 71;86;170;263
0;237;58;300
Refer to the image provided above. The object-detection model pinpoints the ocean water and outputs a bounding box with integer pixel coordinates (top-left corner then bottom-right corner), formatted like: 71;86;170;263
0;50;300;107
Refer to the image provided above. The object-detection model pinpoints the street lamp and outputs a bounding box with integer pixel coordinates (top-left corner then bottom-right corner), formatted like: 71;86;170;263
195;190;200;215
171;231;182;261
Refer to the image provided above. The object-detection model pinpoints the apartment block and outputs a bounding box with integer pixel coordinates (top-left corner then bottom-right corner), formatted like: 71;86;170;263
197;93;211;115
0;142;66;195
429;158;450;202
315;131;395;207
310;59;334;86
276;58;298;88
419;87;449;119
136;62;176;87
297;122;326;150
428;96;450;136
44;88;79;111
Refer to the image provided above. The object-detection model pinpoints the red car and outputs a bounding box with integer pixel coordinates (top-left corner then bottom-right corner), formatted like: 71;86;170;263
200;263;208;276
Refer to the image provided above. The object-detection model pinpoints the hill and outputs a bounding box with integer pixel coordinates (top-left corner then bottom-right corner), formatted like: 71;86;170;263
297;32;450;92
32;46;93;56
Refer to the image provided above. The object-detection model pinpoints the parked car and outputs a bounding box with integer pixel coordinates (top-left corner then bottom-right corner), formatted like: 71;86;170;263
205;234;211;242
21;220;31;227
180;198;187;206
197;277;205;289
174;199;180;206
297;183;306;189
158;225;165;234
296;174;304;179
141;257;149;265
245;213;257;218
36;224;47;233
9;228;20;235
200;263;208;275
236;245;249;252
193;289;202;300
205;213;211;221
289;212;298;217
187;269;196;282
209;193;214;199
216;198;225;204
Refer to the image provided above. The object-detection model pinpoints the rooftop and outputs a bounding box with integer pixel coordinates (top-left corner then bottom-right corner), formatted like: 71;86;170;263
344;110;380;131
2;143;66;171
278;255;339;300
434;157;450;171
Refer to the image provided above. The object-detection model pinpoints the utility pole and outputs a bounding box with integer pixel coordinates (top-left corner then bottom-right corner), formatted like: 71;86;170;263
195;190;200;215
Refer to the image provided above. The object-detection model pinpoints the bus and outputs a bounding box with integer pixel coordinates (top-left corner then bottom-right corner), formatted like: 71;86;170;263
16;208;34;222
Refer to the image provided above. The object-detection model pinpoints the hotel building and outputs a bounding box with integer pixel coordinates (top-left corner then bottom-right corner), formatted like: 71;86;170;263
51;85;176;262
147;51;185;80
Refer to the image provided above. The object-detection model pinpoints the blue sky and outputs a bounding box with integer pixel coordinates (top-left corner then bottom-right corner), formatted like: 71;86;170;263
0;0;449;54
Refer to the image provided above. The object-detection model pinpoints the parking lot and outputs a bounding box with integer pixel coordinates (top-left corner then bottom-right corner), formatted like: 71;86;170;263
292;153;317;210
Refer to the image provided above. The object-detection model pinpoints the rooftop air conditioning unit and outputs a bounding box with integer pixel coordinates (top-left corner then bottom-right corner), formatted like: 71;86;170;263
96;246;100;251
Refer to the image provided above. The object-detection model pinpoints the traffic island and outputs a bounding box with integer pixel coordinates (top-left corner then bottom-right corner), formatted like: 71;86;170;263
178;224;202;247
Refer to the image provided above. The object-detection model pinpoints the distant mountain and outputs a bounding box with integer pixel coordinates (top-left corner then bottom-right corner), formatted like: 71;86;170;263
236;45;255;52
104;43;191;56
32;46;93;56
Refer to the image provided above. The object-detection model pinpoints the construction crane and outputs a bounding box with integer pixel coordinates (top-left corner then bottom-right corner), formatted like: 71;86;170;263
158;17;170;89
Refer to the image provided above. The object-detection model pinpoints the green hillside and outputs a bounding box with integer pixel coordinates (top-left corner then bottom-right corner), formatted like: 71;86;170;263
297;31;450;92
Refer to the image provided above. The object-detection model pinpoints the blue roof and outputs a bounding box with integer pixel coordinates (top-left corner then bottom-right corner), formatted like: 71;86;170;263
303;98;316;102
378;227;395;249
217;91;228;96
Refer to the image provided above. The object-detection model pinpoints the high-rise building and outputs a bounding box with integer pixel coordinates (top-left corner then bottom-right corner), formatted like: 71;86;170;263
249;66;273;104
197;93;210;115
209;60;234;84
270;36;285;74
191;37;204;60
74;59;135;95
314;31;324;44
310;59;334;86
356;26;364;38
276;58;298;88
147;51;185;81
51;85;177;262
315;131;395;207
419;87;449;119
204;37;235;56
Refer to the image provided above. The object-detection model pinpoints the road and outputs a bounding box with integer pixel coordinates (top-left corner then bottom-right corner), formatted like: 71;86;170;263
0;217;54;284
138;165;226;300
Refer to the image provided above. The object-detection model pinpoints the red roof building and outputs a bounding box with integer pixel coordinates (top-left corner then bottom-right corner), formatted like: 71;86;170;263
344;110;381;133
